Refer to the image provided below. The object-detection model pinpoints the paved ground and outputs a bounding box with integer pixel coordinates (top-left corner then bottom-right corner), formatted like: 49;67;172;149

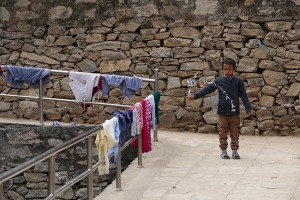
94;130;300;200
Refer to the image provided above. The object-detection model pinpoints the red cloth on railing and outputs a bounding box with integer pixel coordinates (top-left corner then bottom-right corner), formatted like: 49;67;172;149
132;99;152;153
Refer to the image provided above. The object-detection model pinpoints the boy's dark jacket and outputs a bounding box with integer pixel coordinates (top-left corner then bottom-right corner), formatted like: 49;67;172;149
193;76;251;115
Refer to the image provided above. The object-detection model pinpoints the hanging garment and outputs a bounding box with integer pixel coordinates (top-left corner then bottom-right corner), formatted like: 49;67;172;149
4;65;50;88
146;94;155;131
102;74;142;97
151;91;160;124
69;71;100;109
80;75;102;110
132;99;152;153
107;116;120;168
131;102;143;137
95;119;117;175
113;108;133;145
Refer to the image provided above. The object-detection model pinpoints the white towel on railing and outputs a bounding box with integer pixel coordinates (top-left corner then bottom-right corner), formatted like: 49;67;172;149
95;118;117;175
69;71;100;104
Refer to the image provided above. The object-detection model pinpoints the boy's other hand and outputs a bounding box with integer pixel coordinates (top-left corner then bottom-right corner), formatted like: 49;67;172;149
186;96;194;100
246;112;251;118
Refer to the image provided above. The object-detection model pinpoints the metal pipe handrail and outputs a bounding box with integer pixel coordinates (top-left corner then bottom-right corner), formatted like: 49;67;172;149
0;125;102;183
0;93;132;108
0;66;156;83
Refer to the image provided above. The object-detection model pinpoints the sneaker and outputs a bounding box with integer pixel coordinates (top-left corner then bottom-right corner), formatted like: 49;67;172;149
220;150;230;159
232;150;240;159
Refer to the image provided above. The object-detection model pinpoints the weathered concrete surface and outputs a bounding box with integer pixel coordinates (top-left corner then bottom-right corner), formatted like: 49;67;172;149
95;129;300;200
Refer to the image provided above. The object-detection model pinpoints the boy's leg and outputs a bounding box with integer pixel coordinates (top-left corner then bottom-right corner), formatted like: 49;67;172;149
219;115;229;150
229;115;240;150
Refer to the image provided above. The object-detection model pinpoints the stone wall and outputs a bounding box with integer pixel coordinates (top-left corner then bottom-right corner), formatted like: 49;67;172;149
0;123;136;199
0;0;299;136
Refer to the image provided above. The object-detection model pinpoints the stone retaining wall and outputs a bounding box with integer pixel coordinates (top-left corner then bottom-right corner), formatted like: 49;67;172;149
0;0;299;136
0;123;136;200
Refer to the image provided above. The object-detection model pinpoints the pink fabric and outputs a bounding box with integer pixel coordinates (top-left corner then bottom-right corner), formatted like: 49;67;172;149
132;99;152;153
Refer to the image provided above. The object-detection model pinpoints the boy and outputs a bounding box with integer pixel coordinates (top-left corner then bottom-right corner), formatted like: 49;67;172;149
187;58;251;159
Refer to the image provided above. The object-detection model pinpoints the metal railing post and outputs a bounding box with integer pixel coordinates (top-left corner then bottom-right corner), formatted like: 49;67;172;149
48;156;56;199
87;136;93;200
0;183;3;200
153;68;159;141
137;134;143;168
115;144;122;191
39;79;44;125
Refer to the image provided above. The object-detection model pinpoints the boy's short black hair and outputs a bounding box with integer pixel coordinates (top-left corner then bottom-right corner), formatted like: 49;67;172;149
223;58;236;69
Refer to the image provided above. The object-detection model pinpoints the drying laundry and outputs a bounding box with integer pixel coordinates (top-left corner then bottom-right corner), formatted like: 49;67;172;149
69;71;100;109
102;74;142;97
4;65;50;88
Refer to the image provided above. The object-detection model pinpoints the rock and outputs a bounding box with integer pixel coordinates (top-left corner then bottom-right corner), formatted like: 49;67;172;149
197;125;216;133
286;83;300;96
77;59;99;72
20;51;60;64
238;57;259;72
263;21;293;31
163;37;192;47
256;108;273;121
258;120;274;130
150;47;171;58
130;48;149;57
259;60;284;71
202;25;224;37
240;126;255;135
85;34;105;43
85;41;121;51
180;61;209;71
278;115;300;126
264;32;287;48
48;6;73;23
0;7;10;21
159;112;176;128
263;70;288;86
175;108;187;119
241;28;265;38
284;60;300;70
167;77;181;89
24;172;47;182
25;189;48;198
203;95;218;107
170;27;201;39
247;78;265;87
261;85;279;96
7;191;24;200
259;95;275;107
272;106;287;116
114;21;141;32
99;59;131;73
250;47;276;60
203;109;218;124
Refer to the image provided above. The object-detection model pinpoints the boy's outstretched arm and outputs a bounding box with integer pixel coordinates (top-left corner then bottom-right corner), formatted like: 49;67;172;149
192;83;218;100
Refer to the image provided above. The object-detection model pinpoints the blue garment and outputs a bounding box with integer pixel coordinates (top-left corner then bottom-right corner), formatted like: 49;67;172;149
107;117;120;168
194;76;251;115
4;65;50;88
102;74;142;97
113;108;133;145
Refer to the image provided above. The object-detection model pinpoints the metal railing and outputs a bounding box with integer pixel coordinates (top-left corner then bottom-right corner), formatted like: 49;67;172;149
0;125;143;200
0;66;159;199
0;66;159;140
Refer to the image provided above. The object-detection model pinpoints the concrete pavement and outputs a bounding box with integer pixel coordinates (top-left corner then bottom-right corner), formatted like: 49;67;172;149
94;130;300;200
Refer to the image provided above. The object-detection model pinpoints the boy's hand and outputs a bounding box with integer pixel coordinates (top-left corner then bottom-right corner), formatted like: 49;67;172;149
186;96;194;100
246;112;251;118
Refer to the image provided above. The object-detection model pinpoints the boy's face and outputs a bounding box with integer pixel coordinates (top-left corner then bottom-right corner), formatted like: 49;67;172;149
223;64;235;78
